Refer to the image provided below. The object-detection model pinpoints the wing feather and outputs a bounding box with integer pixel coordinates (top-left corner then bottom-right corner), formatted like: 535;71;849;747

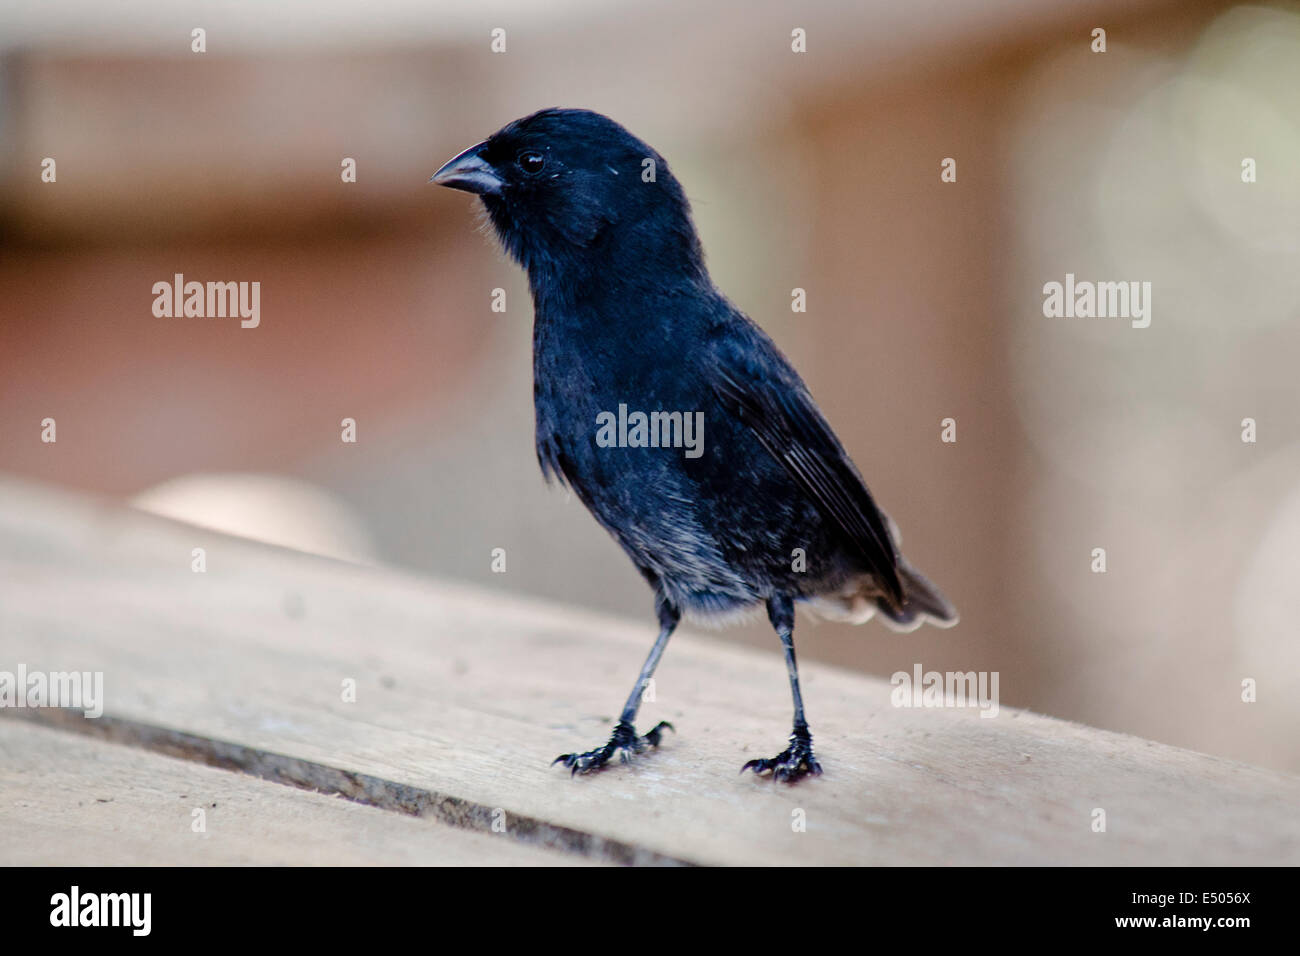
710;334;903;607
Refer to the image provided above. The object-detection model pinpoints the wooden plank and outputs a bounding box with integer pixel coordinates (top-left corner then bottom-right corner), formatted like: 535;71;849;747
0;721;589;866
2;476;1298;865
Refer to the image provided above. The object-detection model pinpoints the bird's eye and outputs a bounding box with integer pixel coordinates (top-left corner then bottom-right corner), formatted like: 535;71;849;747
517;150;546;175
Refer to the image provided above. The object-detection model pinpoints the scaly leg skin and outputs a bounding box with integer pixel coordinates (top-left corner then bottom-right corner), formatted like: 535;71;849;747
742;594;824;783
553;599;679;777
553;719;674;775
742;722;823;782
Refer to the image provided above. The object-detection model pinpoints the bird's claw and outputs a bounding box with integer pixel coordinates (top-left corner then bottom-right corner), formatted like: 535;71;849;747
741;726;822;782
553;719;674;775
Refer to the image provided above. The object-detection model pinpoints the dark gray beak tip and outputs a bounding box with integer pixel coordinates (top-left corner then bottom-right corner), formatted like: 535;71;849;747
431;142;504;195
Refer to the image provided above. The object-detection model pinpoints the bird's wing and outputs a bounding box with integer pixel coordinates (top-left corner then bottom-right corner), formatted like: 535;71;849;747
707;322;904;606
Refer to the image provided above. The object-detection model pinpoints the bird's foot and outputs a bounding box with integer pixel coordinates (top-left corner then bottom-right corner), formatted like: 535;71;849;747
741;725;822;782
553;719;674;775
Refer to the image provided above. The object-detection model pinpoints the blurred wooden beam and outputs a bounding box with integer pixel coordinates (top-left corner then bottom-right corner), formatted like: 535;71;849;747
0;0;1216;244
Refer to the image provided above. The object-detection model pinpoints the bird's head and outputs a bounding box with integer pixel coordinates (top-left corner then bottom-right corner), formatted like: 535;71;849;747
431;108;704;281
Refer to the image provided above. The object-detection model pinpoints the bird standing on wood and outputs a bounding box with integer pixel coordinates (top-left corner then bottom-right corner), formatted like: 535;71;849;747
432;108;957;782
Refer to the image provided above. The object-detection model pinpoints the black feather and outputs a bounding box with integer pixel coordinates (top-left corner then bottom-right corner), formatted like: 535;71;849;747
441;107;946;626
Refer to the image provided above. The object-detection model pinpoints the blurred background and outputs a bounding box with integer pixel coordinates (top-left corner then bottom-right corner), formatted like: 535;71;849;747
2;0;1297;772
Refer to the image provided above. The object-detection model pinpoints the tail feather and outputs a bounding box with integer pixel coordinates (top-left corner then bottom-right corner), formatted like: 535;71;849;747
808;559;958;632
805;512;958;631
873;560;958;632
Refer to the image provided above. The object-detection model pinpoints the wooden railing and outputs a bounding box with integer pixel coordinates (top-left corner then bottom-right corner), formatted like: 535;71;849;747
2;477;1297;865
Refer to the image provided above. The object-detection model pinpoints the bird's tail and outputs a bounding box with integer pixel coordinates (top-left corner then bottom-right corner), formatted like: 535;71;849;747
808;559;958;632
874;560;958;632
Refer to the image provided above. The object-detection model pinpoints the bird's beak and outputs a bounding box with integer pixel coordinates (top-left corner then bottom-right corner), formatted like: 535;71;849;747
430;142;504;195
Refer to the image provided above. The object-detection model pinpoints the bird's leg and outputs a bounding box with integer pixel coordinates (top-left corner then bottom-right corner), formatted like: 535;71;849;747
553;601;678;775
742;594;823;782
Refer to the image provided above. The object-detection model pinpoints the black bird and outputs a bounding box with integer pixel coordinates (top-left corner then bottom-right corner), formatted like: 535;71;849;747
432;108;957;782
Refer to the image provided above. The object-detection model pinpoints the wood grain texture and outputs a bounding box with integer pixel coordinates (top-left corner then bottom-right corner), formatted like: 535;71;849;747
0;721;589;866
1;477;1297;865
